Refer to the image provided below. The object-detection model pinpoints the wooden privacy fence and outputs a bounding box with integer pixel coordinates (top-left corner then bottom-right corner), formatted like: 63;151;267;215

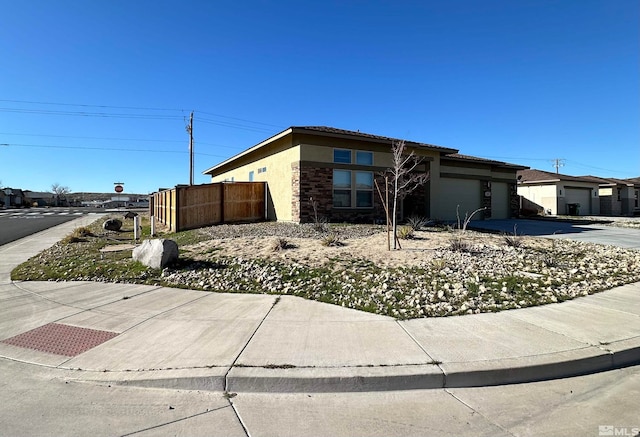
150;182;266;232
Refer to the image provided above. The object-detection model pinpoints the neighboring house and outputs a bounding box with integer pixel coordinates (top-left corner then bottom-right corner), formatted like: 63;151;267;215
203;126;527;223
23;191;56;207
580;176;640;216
1;188;26;208
517;169;601;216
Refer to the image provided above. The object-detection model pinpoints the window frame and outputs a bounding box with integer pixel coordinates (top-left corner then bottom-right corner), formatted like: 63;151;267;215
332;169;374;209
333;148;352;164
355;150;374;166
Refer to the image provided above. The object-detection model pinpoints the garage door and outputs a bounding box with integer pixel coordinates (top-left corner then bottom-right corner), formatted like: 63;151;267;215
491;182;510;219
439;178;482;220
565;187;591;215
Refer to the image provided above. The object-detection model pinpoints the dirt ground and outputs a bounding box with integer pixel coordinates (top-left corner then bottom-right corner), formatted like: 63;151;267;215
185;229;535;269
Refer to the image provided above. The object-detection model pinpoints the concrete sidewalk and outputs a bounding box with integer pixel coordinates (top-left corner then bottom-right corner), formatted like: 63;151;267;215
1;216;639;393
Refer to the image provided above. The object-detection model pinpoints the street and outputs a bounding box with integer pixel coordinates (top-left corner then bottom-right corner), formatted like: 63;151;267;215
0;208;104;246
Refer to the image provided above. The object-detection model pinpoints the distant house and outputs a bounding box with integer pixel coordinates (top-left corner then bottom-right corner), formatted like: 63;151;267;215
1;188;27;208
203;126;527;223
23;191;56;207
580;176;640;216
517;169;601;216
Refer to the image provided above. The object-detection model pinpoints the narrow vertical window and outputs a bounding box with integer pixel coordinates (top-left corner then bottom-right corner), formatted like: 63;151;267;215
355;171;373;207
333;170;352;207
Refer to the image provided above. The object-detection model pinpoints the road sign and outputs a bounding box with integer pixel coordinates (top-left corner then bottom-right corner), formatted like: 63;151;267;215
114;185;124;193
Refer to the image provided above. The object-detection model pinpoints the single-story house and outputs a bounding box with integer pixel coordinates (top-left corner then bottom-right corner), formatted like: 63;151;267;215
203;126;527;223
580;176;640;216
1;188;27;208
23;191;56;207
516;169;601;216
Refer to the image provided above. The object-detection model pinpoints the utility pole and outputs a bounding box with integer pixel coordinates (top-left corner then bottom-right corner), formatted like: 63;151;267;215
187;111;194;185
552;158;565;174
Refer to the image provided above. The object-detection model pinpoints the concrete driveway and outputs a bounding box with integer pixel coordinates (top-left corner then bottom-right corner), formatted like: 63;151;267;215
469;219;640;249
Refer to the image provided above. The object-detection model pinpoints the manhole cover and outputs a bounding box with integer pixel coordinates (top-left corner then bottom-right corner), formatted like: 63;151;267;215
1;323;118;357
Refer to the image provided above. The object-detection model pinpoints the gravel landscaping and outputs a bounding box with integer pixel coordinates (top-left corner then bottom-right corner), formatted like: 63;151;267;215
165;223;640;318
12;219;640;319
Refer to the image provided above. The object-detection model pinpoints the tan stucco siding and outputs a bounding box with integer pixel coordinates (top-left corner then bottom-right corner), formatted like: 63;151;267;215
211;146;301;221
440;164;492;178
517;184;558;214
298;142;436;169
432;177;482;220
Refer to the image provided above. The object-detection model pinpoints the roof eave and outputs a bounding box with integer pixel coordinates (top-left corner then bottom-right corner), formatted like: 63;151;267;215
291;127;459;154
202;127;294;175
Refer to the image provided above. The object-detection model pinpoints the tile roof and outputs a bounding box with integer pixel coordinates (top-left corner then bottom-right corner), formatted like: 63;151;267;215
444;153;528;169
579;175;638;186
517;169;598;184
291;126;458;153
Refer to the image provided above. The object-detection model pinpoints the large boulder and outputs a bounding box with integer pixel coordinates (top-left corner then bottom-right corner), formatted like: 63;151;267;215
103;218;122;231
133;239;179;269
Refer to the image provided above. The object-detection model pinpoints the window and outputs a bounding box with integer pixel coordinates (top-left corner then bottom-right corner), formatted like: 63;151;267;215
356;151;373;165
249;171;254;182
333;149;351;164
333;170;374;208
333;170;352;207
258;166;267;174
355;172;373;207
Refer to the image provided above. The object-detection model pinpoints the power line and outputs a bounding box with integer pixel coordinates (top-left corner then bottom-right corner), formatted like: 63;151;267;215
0;132;248;150
195;117;275;133
0;142;230;158
0;98;183;112
1;99;285;132
0;131;184;144
195;110;285;129
0;107;183;120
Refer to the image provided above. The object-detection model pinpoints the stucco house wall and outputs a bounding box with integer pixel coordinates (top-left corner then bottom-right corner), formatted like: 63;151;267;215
517;170;600;216
204;127;525;224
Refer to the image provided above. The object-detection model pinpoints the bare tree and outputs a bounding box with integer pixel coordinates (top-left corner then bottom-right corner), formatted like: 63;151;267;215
51;183;71;207
379;140;430;250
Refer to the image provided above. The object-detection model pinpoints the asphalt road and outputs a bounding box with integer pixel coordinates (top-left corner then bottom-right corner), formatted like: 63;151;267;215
469;218;640;249
0;208;102;246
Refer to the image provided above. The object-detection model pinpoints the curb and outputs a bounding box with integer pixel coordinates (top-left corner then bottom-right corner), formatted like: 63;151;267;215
66;341;640;393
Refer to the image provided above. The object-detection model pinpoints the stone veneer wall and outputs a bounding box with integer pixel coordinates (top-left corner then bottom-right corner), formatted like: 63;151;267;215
509;183;519;218
482;180;492;219
292;163;386;223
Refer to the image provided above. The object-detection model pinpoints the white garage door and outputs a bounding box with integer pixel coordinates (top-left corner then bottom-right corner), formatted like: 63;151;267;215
565;187;591;215
439;178;482;220
491;182;510;219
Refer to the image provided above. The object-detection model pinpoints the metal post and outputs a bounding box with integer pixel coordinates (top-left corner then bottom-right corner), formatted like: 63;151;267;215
133;215;140;240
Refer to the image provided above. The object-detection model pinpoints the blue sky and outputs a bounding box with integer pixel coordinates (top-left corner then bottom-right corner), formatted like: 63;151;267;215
1;0;638;195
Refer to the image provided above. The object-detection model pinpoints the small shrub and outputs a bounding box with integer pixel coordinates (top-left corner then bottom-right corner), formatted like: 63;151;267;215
61;235;85;244
309;197;328;233
431;259;447;272
449;236;472;252
398;226;415;240
542;252;558;267
74;227;94;238
270;238;290;252
503;225;523;248
406;215;430;231
321;233;343;247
